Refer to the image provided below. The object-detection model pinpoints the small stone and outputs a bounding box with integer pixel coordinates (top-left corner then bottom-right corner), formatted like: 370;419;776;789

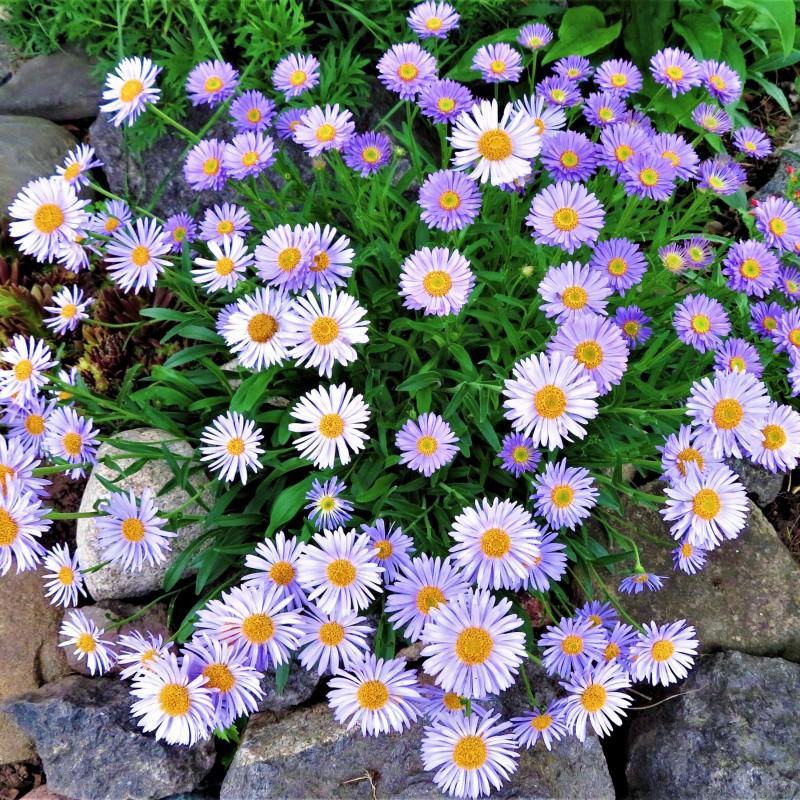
0;115;76;215
76;428;212;601
24;787;73;800
256;659;320;716
609;482;800;661
0;568;70;764
1;676;215;800
61;600;170;676
725;456;784;506
0;52;101;120
626;650;800;800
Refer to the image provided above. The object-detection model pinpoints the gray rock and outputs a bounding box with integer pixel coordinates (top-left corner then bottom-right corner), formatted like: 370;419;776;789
221;700;614;800
0;115;76;214
626;650;800;800
0;568;70;764
76;427;212;601
609;482;800;662
89;108;236;218
256;659;320;716
1;675;215;800
725;456;784;505
62;600;171;676
0;52;101;120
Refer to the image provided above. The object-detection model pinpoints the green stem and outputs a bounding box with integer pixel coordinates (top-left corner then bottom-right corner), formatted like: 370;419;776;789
518;663;538;707
33;463;90;476
45;511;97;520
87;181;156;219
186;0;224;61
147;104;200;143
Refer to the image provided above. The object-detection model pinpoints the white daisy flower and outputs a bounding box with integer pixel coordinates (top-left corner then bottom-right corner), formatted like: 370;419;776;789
105;218;172;294
43;285;92;335
199;411;264;484
42;543;86;607
254;224;315;291
100;56;162;127
192;237;253;293
0;335;56;405
296;604;372;675
294;103;355;157
242;531;307;608
59;609;115;676
561;661;632;740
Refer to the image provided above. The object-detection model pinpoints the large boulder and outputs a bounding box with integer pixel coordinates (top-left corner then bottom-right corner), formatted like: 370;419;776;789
0;115;76;215
221;701;614;800
626;650;800;799
1;676;215;800
89;108;236;219
610;483;800;662
76;428;212;601
0;52;100;121
0;568;69;764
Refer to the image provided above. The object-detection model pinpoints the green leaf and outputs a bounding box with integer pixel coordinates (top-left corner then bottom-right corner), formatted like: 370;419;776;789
543;7;621;64
266;476;314;537
722;0;795;55
622;0;675;68
275;662;291;694
672;12;722;61
751;75;792;115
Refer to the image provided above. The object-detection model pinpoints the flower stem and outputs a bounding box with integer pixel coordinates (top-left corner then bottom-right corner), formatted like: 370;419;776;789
148;104;200;143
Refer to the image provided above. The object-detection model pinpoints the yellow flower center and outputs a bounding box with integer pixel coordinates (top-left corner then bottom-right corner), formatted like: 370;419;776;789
561;285;588;310
709;74;725;90
277;246;302;271
691;314;711;334
663;253;684;272
318;413;345;439
226;437;245;456
610;73;627;87
173;227;187;242
416;585;446;614
769;218;787;236
729;357;746;372
215;256;235;276
534;385;567;419
739;258;761;279
651;639;675;662
57;565;75;585
397;63;419;82
574;340;603;369
269;560;295;586
608;257;628;276
439;190;461;210
581;683;607;712
552;207;578;231
318;496;336;512
356;679;389;710
319;621;345;646
681;542;694;557
159;683;190;716
480;527;511;558
62;162;82;182
120;79;144;103
476;129;513;161
416;434;438;455
511;446;529;464
442;692;462;711
551;484;575;509
204;76;223;93
452;735;488;770
246;108;262;123
0;510;19;547
665;65;684;81
374;539;393;560
426;16;443;30
532;713;553;731
550;89;566;103
598;107;614;122
422;269;453;297
326;557;356;587
763;316;777;331
454;626;493;665
247;313;279;343
361;146;381;164
202;158;220;176
743;141;756;152
241;150;259;167
104;217;121;233
76;632;97;654
311;251;330;272
762;424;787;451
121;517;146;542
662;149;680;167
676;447;703;476
692;488;721;520
310;316;339;345
603;642;621;660
13;360;33;382
489;59;506;74
131;245;150;267
62;432;83;456
561;633;584;655
560;150;579;168
289;69;307;87
437;97;456;113
622;321;640;338
241;612;275;644
639;167;659;187
33;204;65;234
614;145;633;163
203;662;235;693
712;398;744;430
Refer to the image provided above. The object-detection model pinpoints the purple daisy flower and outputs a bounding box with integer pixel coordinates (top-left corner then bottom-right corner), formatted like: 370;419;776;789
549;314;629;395
377;42;437;100
294;104;355;156
222;131;276;181
395;412;459;477
722;239;779;297
658;243;688;274
779;265;800;302
595;59;642;97
541;131;599;183
524;528;567;592
186;59;238;107
600;622;637;667
407;1;460;39
199;202;251;244
651;132;700;180
683;236;715;269
698;156;746;196
362;519;415;583
618;572;665;594
518;23;552;51
598;123;652;177
511;701;568;751
163;212;197;253
650;48;701;96
272;53;320;99
307;223;354;291
577;600;618;630
714;338;763;378
418;169;481;232
658;424;721;485
538;260;612;322
538;615;606;678
275;108;305;140
613;306;652;347
498;432;541;478
532;459;598;531
473;43;522;83
583;91;627;128
555;56;594;83
630;620;698;687
732;127;772;159
106;218;172;294
184;138;227;191
622;150;677;201
754;196;800;252
673;539;708;574
399;246;475;316
772;307;800;360
417;78;473;124
745;401;800;473
230;90;275;132
342;131;392;177
691;102;731;135
536;75;582;108
514;94;567;138
526;181;605;254
750;301;784;339
700;60;742;104
588;238;647;294
305;477;354;531
673;294;731;353
561;661;632;741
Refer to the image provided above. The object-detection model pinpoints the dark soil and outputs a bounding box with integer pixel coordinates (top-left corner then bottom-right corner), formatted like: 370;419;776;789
763;468;800;566
0;759;42;799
